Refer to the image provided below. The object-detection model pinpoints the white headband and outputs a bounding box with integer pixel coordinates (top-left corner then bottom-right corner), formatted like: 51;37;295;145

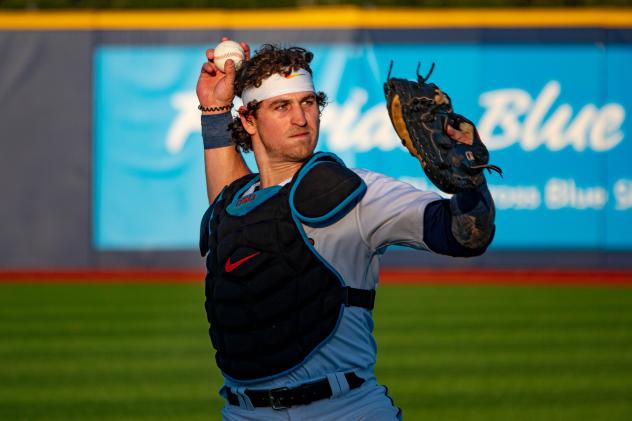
241;68;314;105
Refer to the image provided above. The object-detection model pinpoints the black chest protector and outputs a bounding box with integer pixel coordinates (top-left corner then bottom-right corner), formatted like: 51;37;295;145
199;153;374;382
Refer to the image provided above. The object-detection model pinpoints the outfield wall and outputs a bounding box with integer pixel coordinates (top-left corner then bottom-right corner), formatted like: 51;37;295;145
1;8;632;269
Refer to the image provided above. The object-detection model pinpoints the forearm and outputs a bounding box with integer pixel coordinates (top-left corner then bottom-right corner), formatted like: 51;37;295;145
449;183;495;249
201;112;250;203
203;148;249;204
423;184;495;257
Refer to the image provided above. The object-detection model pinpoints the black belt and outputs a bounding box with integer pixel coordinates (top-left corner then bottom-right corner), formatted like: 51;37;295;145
226;372;365;409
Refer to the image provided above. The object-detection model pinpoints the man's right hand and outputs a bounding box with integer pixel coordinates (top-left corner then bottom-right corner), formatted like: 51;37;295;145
196;37;251;115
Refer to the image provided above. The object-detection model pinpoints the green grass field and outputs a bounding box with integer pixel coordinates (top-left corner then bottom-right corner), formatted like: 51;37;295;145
1;282;631;420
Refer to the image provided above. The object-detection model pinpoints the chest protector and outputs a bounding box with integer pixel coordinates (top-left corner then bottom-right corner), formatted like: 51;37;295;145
199;153;373;382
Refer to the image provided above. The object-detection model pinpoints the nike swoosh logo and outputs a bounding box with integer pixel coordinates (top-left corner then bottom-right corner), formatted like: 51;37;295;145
285;73;303;79
225;252;261;273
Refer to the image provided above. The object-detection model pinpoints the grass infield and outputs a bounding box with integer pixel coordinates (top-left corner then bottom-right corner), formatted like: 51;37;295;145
1;281;631;420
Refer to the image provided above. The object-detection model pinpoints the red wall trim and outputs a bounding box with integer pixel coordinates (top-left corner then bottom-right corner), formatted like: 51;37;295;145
1;268;631;286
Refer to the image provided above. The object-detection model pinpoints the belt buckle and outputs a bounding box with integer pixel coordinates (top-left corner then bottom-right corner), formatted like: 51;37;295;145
268;387;290;410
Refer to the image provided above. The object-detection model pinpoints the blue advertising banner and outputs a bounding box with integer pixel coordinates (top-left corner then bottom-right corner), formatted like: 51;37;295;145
94;47;208;249
94;42;631;250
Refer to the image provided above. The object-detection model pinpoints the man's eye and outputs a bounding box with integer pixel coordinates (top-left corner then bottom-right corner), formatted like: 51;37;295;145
303;99;315;106
275;104;288;111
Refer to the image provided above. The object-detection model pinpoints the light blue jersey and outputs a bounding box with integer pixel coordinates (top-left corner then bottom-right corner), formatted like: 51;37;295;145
220;169;441;420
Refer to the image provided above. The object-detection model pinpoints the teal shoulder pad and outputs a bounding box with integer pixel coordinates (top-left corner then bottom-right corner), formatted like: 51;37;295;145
290;153;367;226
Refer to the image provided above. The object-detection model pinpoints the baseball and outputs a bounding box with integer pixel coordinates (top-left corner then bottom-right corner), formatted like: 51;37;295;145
214;40;245;72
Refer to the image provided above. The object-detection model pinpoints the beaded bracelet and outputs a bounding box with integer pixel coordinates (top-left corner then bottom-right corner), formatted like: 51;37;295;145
198;103;233;112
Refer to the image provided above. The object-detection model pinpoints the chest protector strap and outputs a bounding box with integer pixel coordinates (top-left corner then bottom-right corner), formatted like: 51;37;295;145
290;153;374;309
201;152;372;382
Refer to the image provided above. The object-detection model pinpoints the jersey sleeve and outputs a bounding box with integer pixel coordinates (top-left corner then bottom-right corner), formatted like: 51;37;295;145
354;169;443;252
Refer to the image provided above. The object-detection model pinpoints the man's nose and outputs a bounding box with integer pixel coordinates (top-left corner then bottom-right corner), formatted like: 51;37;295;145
290;104;307;126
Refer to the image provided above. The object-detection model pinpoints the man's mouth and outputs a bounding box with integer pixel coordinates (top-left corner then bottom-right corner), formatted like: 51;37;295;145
289;132;310;138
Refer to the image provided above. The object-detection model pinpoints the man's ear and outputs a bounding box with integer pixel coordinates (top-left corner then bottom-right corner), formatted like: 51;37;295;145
238;106;257;135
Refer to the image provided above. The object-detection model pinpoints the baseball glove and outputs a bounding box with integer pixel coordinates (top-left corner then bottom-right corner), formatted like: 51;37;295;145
384;62;502;193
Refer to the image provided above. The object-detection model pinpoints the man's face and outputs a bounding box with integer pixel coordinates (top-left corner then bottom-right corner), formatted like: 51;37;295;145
251;91;320;163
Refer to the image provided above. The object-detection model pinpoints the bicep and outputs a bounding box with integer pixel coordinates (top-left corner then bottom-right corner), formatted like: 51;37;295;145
356;171;442;251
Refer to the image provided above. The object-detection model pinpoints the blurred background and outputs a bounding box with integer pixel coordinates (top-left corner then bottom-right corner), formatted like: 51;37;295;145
1;1;631;420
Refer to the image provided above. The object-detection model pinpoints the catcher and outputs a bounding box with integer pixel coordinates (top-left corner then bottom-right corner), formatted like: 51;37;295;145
197;40;498;420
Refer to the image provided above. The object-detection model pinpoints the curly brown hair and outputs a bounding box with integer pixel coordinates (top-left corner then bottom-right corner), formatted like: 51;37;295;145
229;44;328;152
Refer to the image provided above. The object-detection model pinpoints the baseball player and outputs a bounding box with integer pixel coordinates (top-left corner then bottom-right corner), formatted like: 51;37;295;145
196;40;496;420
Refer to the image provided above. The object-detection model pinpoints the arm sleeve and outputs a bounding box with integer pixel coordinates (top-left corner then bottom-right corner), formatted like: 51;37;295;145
354;169;494;257
423;199;494;257
354;170;442;252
